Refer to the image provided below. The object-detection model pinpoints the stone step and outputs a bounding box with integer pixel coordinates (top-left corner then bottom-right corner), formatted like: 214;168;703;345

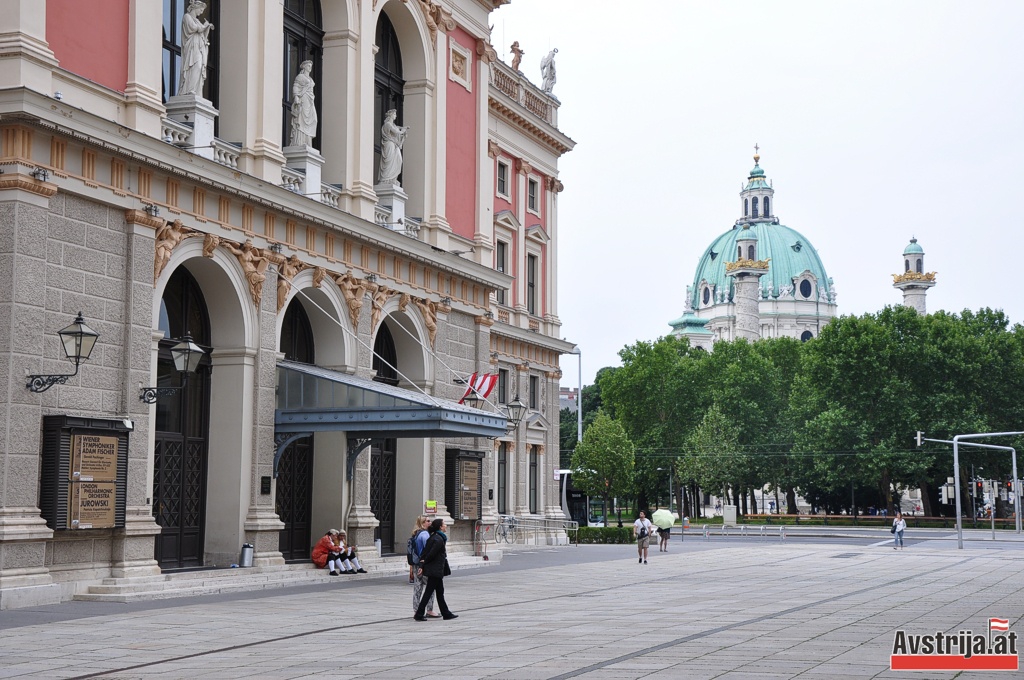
73;553;491;603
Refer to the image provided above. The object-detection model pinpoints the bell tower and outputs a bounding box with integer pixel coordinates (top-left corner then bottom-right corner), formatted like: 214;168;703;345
738;146;776;225
892;237;936;314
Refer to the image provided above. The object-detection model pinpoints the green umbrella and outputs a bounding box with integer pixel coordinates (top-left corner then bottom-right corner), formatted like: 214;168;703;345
651;509;674;529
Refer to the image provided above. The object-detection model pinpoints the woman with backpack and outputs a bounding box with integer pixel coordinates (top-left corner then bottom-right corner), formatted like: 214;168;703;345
414;518;458;621
408;515;439;618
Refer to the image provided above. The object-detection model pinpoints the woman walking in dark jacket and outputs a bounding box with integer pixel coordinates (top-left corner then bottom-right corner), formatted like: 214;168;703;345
414;518;458;621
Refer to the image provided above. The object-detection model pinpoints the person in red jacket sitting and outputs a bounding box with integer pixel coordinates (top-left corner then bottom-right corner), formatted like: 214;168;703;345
312;529;345;575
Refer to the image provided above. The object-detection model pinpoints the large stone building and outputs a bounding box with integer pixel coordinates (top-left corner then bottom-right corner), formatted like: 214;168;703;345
0;0;573;608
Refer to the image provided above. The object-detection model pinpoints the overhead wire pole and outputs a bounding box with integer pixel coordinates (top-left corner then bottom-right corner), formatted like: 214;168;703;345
919;430;1024;548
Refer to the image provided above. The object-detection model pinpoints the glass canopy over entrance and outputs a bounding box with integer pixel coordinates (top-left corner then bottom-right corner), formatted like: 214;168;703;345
274;360;507;475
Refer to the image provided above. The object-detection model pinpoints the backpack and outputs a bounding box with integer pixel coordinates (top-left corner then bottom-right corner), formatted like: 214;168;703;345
638;520;649;539
407;529;424;565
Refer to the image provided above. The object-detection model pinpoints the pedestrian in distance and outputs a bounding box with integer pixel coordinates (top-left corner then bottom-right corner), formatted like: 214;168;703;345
657;524;670;552
336;530;366;573
409;515;440;618
414;518;458;621
634;511;653;564
311;529;345;576
892;511;906;550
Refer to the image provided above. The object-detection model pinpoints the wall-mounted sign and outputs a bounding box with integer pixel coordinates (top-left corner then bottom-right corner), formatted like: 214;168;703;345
458;458;481;520
425;500;437;515
68;481;117;529
444;449;485;522
71;434;119;481
39;416;130;531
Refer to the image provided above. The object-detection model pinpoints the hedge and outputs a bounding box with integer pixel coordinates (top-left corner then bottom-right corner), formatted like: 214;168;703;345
575;526;637;544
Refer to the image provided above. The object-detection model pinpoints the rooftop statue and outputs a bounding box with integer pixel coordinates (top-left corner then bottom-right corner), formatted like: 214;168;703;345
510;41;524;71
540;48;557;93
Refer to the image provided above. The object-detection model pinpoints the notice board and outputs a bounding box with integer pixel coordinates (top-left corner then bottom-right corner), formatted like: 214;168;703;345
39;416;130;530
444;449;485;521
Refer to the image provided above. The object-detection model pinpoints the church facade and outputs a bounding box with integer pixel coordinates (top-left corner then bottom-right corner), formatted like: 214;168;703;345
0;0;573;608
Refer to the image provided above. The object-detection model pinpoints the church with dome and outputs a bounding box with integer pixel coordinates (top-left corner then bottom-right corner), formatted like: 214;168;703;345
670;154;935;350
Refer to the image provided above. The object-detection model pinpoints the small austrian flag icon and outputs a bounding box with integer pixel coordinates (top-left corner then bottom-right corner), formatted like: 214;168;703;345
991;619;1010;633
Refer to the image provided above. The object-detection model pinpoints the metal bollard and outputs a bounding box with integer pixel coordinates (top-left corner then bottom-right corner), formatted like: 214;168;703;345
780;526;786;541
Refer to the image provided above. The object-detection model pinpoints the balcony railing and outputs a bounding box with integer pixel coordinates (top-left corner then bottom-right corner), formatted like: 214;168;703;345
490;61;558;127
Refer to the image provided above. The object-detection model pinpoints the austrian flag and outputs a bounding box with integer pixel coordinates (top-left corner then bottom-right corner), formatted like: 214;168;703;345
991;619;1010;633
458;373;497;404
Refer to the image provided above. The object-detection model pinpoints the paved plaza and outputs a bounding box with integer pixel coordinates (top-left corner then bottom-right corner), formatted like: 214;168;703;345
1;531;1022;679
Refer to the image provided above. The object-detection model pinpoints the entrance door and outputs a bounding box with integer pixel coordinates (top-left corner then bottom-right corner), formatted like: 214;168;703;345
153;267;212;570
276;436;314;561
370;439;397;553
277;300;316;560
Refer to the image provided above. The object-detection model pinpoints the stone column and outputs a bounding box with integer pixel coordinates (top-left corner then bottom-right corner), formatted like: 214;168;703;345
126;0;165;136
728;268;766;343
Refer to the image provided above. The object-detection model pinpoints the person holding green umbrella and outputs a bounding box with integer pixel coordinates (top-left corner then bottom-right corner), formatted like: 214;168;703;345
651;508;675;552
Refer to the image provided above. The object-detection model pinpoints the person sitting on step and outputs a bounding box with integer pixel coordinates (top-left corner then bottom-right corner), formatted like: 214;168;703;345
336;530;367;574
311;529;347;576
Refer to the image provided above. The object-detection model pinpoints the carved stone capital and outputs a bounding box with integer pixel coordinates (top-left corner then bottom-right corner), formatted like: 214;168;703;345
517;159;533;176
487;140;501;159
476;39;498;64
474;314;494;327
546;177;564;193
0;174;58;198
125;208;165;230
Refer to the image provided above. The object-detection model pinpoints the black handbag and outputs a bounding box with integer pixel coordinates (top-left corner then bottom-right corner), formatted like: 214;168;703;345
443;559;451;576
890;525;896;534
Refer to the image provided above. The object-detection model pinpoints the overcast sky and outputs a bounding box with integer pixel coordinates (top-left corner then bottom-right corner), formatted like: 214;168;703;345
492;1;1023;389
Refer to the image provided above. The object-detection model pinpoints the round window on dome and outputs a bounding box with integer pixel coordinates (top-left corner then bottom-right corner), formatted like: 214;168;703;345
799;280;813;298
702;287;710;305
800;331;814;342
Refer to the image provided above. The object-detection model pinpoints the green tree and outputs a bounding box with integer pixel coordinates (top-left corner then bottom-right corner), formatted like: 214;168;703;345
569;411;635;524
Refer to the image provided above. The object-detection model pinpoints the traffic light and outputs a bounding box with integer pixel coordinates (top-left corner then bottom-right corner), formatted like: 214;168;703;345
1008;480;1016;493
976;481;984;495
915;431;924;447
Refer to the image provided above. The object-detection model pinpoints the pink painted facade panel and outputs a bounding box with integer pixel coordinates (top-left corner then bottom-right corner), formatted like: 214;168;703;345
444;28;478;240
47;0;130;93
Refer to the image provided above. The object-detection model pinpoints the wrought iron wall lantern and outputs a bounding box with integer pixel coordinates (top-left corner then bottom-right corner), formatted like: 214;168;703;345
26;312;99;392
139;333;205;403
504;394;527;434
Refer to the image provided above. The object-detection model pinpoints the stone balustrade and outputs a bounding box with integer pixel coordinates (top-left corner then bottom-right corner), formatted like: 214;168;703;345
490;61;558;127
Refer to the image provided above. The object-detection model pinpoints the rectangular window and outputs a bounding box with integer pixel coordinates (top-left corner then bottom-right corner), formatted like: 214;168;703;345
496;240;508;305
527;178;539;212
497;443;507;515
497;161;509;198
526;254;537;314
529;446;538;514
497;368;508;404
529;375;539;410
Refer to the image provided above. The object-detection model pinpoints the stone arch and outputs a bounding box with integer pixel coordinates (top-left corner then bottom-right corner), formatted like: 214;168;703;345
276;270;353;370
372;297;431;389
149;238;259;567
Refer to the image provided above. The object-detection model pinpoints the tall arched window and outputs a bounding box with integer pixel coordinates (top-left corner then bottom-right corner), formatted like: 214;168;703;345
763;197;770;216
916;259;923;273
162;0;220;106
905;259;910;272
375;13;405;183
737;246;742;259
748;245;755;259
281;300;315;363
752;196;759;218
744;199;749;216
283;0;324;149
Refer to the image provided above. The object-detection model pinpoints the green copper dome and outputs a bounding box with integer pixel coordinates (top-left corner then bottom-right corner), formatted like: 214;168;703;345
903;237;924;255
736;225;758;241
689;222;832;305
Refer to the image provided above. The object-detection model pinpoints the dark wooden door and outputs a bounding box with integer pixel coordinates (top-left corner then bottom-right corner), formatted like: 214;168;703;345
370;439;397;553
276;436;314;561
153;368;210;569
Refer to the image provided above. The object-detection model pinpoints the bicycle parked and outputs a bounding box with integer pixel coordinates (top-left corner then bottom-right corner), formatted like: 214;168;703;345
494;514;518;543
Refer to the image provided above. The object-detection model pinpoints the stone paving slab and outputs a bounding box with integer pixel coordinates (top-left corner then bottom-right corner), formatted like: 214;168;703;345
0;542;1022;679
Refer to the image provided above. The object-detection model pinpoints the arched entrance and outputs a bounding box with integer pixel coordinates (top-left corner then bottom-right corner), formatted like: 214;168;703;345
276;300;316;561
153;268;213;569
370;322;398;553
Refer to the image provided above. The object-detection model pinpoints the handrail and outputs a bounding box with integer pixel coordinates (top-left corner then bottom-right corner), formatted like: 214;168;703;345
495;513;578;545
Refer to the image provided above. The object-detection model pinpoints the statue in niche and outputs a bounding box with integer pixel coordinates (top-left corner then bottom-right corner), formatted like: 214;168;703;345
153;219;194;283
178;0;214;97
415;298;438;347
377;109;409;186
336;273;368;331
510;41;525;71
223;239;269;308
540;48;557;93
289;60;318;148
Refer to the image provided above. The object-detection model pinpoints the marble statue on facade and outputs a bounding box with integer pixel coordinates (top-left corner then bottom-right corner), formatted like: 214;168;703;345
377;109;409;186
336;273;368;330
766;281;774;298
289;60;318;148
178;0;214;97
415;298;439;347
540;48;557;93
510;41;524;71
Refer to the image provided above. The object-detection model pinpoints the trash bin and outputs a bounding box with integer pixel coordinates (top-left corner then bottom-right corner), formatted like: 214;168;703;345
683;516;690;528
239;543;254;568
